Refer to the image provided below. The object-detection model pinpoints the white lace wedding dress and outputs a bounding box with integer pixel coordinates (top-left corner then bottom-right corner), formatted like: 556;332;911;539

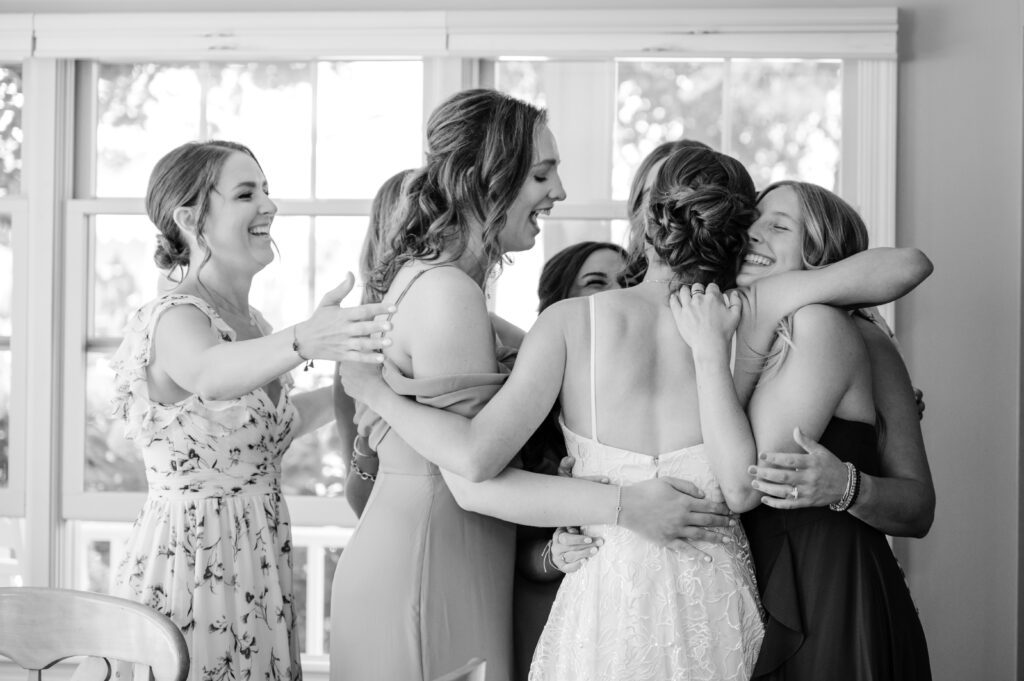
528;297;764;681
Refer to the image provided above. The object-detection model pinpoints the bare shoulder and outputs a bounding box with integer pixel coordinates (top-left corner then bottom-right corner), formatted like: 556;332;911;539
791;304;864;355
396;266;490;326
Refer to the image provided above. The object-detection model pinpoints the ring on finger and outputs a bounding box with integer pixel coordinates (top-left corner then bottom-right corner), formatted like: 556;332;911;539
789;486;799;500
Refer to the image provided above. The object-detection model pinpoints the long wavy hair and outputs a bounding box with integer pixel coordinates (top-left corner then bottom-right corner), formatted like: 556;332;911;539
367;89;547;300
640;144;756;290
359;169;414;304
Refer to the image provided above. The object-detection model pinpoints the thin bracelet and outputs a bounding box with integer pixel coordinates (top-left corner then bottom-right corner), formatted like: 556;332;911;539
291;325;314;372
613;484;623;526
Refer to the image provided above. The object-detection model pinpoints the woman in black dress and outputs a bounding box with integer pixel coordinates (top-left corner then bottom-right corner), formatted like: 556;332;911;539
728;180;934;680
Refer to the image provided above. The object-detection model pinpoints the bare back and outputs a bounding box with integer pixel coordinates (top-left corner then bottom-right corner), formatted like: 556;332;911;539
558;286;704;456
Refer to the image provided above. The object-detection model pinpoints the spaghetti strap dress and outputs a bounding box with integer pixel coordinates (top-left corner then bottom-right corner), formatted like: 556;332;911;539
329;268;516;681
743;418;932;681
529;296;764;681
105;294;302;681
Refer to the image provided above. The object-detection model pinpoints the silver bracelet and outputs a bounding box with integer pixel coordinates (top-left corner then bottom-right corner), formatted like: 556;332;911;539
350;436;378;482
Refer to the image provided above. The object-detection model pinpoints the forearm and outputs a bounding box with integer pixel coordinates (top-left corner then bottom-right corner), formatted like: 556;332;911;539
849;473;935;537
444;467;619;527
190;327;304;400
816;248;932;308
693;352;760;512
366;388;520;482
291;386;334;438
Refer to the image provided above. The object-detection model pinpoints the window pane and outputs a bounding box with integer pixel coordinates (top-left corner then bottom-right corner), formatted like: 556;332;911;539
93;215;163;337
728;59;841;190
85;351;146;492
0;213;10;336
492;219;629;331
0;65;23;197
614;60;725;200
97;64;202;197
315;61;424;199
207;63;314;198
0;350;9;489
279;216;368;498
494;60;547;108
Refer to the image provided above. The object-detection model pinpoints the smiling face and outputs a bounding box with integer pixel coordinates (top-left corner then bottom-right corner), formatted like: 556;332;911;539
200;151;278;273
735;185;806;287
499;125;567;254
568;248;627;298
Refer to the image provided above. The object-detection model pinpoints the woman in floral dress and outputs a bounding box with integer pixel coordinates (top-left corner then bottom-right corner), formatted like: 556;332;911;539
75;140;390;681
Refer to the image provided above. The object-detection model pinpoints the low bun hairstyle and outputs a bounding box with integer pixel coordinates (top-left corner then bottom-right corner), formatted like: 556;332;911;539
146;140;261;279
367;89;547;301
644;146;756;289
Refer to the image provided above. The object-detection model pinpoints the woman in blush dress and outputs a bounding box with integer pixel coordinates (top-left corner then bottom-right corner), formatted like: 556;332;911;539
329;90;728;681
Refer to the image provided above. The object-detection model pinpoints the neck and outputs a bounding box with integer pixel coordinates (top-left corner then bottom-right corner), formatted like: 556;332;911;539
451;231;492;288
182;262;253;314
641;255;677;285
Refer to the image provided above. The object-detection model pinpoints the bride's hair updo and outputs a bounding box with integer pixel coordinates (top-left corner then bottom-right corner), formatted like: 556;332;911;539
147;140;261;279
367;89;547;301
642;146;756;289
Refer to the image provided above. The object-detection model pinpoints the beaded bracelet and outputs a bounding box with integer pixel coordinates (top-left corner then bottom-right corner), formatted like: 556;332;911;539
291;325;314;372
829;462;860;512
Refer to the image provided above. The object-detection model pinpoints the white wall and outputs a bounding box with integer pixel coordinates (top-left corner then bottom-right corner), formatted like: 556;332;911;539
1;0;1020;678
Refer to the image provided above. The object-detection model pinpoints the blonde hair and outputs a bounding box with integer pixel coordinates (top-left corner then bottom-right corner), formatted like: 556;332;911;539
760;181;869;377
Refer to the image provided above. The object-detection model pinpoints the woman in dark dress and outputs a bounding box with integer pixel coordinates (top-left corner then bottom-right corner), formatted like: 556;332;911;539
730;180;934;680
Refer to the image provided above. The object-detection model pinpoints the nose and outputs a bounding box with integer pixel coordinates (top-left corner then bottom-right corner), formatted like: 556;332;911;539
260;194;278;216
549;170;567;202
747;221;764;243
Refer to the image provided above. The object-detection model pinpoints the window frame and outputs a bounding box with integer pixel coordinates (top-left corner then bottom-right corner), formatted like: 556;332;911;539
3;9;898;676
0;196;28;518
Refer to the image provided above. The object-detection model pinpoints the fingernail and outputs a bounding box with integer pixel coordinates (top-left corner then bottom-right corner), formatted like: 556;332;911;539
382;322;392;331
583;537;592;544
704;555;712;563
601;478;610;484
722;536;731;544
751;480;760;489
589;548;598;555
596;539;604;546
729;519;737;527
746;466;757;475
759;452;767;460
375;355;385;363
388;305;397;313
381;338;392;346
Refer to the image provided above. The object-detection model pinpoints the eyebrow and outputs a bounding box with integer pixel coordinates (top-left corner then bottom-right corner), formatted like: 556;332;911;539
532;159;558;170
579;271;610;280
232;181;269;191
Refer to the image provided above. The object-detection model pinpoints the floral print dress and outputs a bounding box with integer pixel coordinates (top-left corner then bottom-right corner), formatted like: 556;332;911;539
108;294;302;681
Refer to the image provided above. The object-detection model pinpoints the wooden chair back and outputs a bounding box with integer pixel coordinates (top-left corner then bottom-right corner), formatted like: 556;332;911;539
0;587;189;681
431;657;486;681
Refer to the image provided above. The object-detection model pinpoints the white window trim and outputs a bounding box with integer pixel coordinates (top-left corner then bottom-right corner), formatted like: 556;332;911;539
0;15;32;62
0;197;28;519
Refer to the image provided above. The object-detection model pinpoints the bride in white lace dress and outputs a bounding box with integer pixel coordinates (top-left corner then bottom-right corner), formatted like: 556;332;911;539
340;142;930;681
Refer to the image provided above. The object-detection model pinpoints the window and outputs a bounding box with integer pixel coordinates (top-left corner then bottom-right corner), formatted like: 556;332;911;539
487;57;843;329
2;8;897;676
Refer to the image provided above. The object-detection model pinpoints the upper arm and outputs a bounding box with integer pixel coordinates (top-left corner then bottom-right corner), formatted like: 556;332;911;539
858;320;934;487
748;305;861;452
151;303;221;394
748;247;932;336
400;268;499;378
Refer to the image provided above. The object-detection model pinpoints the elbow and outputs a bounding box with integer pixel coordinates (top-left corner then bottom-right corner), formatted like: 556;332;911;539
456;451;505;484
904;249;934;290
723;486;761;514
908;494;936;538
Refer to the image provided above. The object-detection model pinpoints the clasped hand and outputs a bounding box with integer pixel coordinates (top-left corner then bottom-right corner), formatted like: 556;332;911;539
669;283;741;357
749;427;849;509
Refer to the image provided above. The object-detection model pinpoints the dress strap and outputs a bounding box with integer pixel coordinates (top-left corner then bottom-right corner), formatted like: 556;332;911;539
385;265;452;322
589;295;599;444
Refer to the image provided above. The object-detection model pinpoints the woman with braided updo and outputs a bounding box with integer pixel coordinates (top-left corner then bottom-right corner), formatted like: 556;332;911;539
79;140;391;681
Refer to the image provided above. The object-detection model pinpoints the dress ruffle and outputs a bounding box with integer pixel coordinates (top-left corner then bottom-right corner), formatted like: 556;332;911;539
110;295;291;446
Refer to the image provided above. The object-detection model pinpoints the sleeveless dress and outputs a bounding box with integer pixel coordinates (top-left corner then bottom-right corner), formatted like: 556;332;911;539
329;269;516;681
529;297;765;681
105;294;302;681
743;418;932;681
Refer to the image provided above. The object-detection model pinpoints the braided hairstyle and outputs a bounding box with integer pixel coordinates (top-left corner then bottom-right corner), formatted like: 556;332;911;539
367;89;547;300
620;139;714;286
642;145;756;289
147;140;262;280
